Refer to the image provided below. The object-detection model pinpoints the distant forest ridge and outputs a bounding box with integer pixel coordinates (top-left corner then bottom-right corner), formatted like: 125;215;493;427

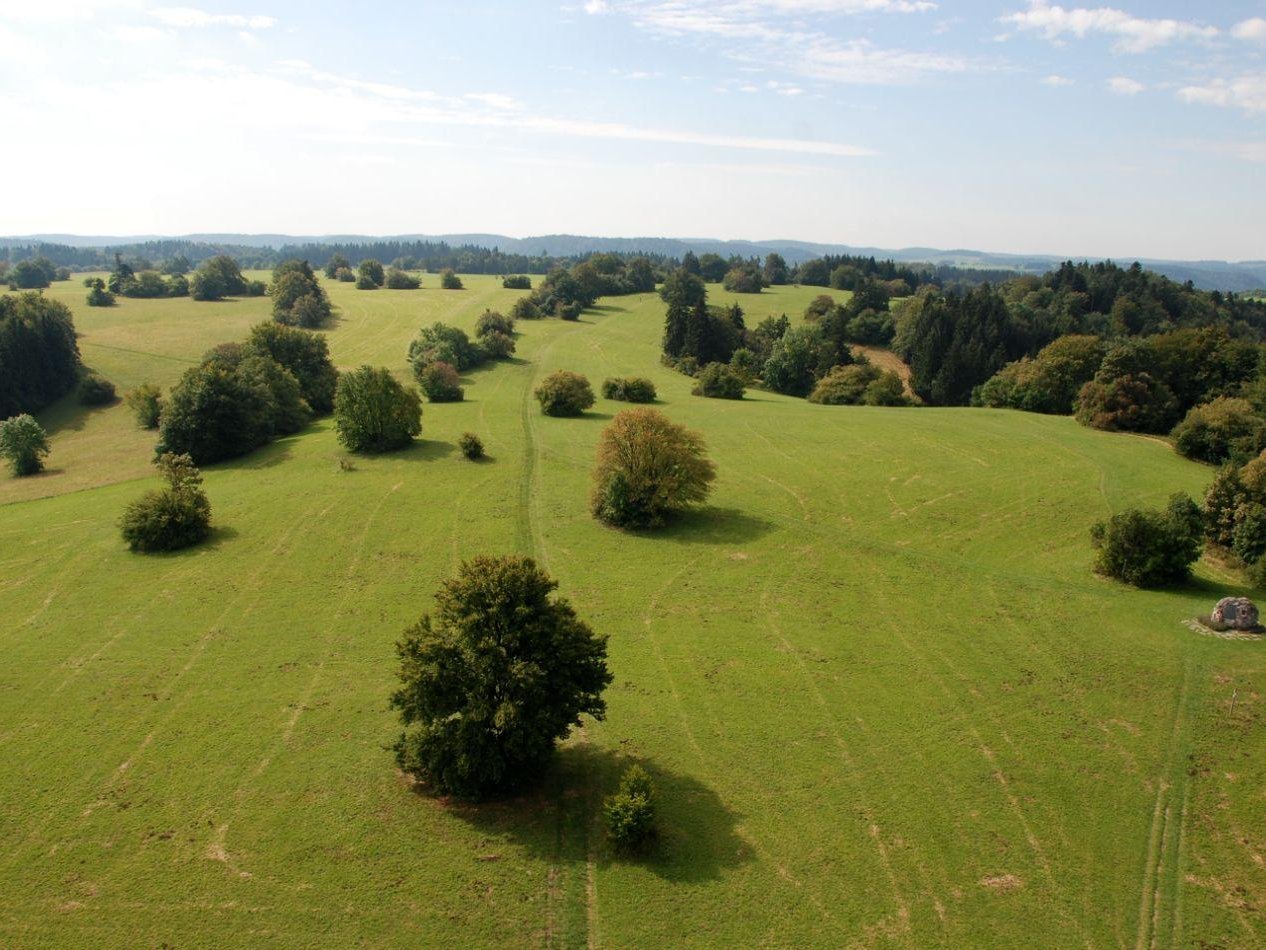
3;232;1264;293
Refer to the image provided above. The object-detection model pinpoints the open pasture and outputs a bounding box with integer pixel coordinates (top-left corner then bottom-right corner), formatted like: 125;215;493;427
1;275;1264;947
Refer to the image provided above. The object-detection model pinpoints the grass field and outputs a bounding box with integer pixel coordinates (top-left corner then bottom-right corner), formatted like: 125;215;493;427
2;274;1264;947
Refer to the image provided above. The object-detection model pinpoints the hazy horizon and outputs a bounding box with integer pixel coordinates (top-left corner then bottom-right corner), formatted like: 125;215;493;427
2;1;1263;259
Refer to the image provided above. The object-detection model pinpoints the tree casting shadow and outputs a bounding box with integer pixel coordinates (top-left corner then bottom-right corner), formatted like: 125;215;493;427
428;743;748;884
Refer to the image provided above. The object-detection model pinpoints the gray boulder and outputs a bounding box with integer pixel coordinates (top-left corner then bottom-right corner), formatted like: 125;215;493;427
1211;597;1259;630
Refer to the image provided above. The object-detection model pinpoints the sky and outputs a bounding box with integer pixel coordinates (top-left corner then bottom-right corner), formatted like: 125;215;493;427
0;1;1263;260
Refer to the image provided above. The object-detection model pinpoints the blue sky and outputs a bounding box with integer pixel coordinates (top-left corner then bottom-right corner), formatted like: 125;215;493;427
1;1;1263;259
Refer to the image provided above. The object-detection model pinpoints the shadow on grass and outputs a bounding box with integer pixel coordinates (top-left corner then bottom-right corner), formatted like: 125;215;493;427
652;506;776;547
429;744;748;884
399;439;457;462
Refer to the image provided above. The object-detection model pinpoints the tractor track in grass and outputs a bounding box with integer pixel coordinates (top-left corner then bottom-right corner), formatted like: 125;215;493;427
1135;657;1194;950
1;492;341;867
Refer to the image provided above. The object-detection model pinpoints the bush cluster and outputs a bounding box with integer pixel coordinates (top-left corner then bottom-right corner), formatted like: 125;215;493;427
1091;493;1204;587
458;432;484;460
384;267;421;290
502;275;531;290
601;376;657;403
440;268;463;290
1171;397;1266;465
691;363;745;400
119;453;212;553
418;361;463;403
269;260;333;328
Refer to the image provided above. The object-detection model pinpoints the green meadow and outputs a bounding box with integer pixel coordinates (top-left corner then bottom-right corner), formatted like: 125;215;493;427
1;274;1264;947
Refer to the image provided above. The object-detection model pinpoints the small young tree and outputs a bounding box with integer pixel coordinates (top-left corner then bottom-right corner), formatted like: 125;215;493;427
591;408;716;528
458;432;484;460
390;555;612;797
475;310;515;338
334;366;422;453
1090;493;1204;587
125;383;164;429
119;453;212;553
0;414;51;476
691;363;745;400
440;268;463;290
418;361;464;403
535;371;595;417
604;764;657;852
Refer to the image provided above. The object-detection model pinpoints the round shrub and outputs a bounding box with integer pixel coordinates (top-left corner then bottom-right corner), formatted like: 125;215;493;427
1090;493;1204;587
510;297;542;320
556;301;583;321
863;372;908;406
502;275;532;290
458;432;484;460
604;764;657;852
418;361;464;403
535;371;594;417
334;366;422;453
475;310;515;338
355;273;378;290
691;362;745;400
335;267;355;282
77;373;117;406
408;323;485;374
119;453;211;553
1075;374;1179;433
440;268;463;290
0;414;50;476
480;330;516;360
1171;397;1266;465
390;555;612;798
591;408;716;529
602;376;657;403
358;259;385;287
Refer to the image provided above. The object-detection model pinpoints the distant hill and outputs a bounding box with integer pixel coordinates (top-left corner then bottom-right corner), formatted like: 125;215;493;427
5;232;1265;293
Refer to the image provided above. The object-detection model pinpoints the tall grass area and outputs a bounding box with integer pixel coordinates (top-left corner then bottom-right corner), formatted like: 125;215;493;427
1;275;1263;946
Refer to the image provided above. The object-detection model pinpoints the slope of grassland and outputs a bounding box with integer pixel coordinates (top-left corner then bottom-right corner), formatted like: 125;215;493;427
1;276;1263;948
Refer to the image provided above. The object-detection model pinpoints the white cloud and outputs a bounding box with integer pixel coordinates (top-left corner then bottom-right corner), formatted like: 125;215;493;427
0;0;142;24
1232;18;1266;42
586;0;962;85
1177;74;1266;114
149;7;277;29
465;92;520;111
583;0;611;12
1042;74;1074;86
1000;1;1218;53
1107;75;1144;95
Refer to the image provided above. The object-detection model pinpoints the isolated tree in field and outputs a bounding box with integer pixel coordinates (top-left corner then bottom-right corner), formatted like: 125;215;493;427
0;414;51;476
535;371;594;417
722;263;764;294
119;452;212;553
126;383;164;429
440;268;463;290
358;259;385;288
334;366;422;453
390;554;612;797
458;432;484;460
1091;493;1204;587
591;408;716;529
245;321;339;414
